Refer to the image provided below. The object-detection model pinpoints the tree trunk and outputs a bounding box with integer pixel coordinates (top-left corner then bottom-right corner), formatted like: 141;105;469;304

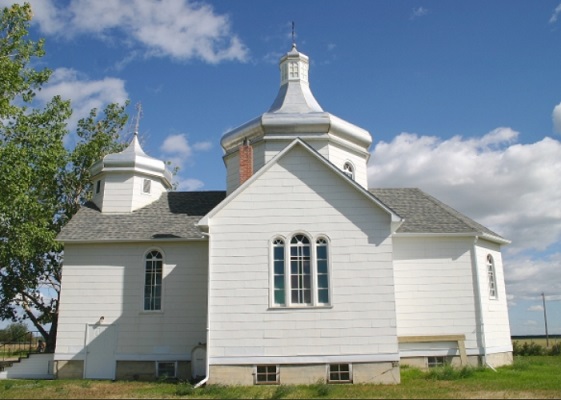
46;313;58;353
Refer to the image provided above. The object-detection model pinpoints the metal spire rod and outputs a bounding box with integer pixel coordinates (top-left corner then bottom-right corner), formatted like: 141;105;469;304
291;21;296;47
134;102;143;136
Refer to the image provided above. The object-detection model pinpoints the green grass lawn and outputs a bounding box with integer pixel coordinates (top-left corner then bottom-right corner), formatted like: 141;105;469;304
1;356;560;399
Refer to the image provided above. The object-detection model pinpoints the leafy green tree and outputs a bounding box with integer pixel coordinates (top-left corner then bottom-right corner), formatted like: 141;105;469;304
0;3;129;352
0;323;29;343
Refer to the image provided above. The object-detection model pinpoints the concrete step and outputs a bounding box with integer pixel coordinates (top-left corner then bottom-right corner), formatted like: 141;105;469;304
0;353;54;379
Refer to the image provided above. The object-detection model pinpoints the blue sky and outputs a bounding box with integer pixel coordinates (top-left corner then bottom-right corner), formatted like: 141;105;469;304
2;0;561;336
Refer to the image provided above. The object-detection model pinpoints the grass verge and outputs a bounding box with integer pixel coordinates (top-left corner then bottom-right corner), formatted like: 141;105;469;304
1;356;560;399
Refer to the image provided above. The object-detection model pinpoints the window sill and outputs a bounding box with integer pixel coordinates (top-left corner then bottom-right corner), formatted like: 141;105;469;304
267;305;333;311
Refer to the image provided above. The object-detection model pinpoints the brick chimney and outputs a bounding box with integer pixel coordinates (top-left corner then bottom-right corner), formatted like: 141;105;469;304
239;138;253;185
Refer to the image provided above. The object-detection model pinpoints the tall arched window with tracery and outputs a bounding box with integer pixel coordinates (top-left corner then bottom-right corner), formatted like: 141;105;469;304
486;254;497;299
290;235;311;304
316;237;330;304
270;234;330;307
144;250;163;310
273;238;286;306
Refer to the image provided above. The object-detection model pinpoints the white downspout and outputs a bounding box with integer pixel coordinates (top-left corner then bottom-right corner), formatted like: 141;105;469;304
195;231;212;388
471;236;496;372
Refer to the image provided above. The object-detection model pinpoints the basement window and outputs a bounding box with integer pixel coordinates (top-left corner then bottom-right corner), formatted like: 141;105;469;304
427;356;446;368
156;361;177;378
254;365;279;385
328;363;352;383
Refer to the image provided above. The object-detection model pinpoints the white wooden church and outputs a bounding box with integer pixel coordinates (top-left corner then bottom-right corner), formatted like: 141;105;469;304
53;45;512;384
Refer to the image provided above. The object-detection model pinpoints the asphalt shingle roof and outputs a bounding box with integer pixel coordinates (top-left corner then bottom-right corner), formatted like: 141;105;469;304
58;188;503;243
369;188;503;238
57;191;226;242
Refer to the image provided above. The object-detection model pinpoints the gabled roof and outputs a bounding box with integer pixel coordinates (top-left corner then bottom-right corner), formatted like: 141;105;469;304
370;188;508;243
57;191;226;243
198;138;401;228
57;167;506;244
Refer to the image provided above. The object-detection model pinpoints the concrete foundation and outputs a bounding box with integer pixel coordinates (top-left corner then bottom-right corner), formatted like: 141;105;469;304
208;362;400;385
53;360;84;379
485;351;513;368
115;361;191;381
400;351;513;370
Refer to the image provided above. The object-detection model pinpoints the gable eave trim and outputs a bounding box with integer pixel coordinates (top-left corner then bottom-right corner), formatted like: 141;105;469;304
57;237;208;244
198;138;401;228
394;231;510;245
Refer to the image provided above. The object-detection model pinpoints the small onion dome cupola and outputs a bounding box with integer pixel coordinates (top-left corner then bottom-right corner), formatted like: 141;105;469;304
268;43;323;114
221;45;373;193
90;135;173;213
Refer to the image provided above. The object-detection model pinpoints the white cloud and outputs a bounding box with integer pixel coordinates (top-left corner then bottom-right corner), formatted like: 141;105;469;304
410;6;429;20
368;129;561;303
549;2;561;24
505;253;561;301
35;67;128;129
368;129;561;254
553;102;561;133
177;178;204;191
22;0;248;64
527;305;544;312
161;134;193;158
193;141;213;151
159;133;212;190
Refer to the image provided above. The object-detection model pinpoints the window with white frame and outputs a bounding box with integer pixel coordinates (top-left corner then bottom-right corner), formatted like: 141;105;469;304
254;365;279;385
487;254;497;299
273;238;286;305
328;363;352;383
143;178;152;194
271;234;330;307
343;162;355;180
144;250;163;310
316;238;330;304
290;234;312;304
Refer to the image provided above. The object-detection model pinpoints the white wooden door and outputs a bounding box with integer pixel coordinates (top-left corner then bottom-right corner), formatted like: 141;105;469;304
84;324;117;379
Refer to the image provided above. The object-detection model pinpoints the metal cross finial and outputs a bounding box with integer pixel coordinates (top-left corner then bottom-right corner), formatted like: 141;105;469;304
134;102;143;136
291;21;296;47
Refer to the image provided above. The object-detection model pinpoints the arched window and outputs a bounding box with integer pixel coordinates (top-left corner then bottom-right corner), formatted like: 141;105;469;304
273;238;286;306
316;238;330;304
290;235;311;304
144;250;163;310
486;254;497;299
271;234;330;307
343;162;355;180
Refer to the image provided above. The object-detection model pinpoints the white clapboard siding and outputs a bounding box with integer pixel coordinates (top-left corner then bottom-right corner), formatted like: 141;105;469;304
208;144;398;364
393;237;479;349
95;173;167;213
474;240;512;353
55;242;208;360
